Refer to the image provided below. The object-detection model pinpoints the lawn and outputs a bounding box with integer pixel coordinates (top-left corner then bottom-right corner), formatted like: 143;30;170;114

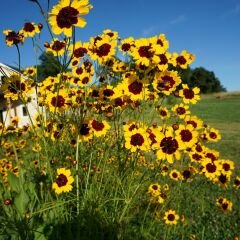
190;92;240;167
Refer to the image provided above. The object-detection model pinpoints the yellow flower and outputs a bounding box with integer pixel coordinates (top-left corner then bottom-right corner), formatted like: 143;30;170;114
52;168;74;194
179;84;200;104
20;22;40;38
49;0;93;37
23;67;36;77
169;169;183;181
152;70;182;96
3;29;24;47
45;38;67;56
46;90;69;112
124;127;150;152
175;124;198;149
170;50;195;69
90;119;111;137
148;183;161;197
154;127;181;163
163;209;180;225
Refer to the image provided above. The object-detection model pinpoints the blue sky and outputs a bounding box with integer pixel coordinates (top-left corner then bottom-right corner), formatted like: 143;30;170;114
0;0;240;91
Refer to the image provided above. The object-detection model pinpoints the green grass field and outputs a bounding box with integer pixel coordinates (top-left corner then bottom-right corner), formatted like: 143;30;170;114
190;93;240;168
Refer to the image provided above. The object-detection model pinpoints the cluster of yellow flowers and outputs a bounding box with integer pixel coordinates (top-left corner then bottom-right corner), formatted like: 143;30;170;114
1;0;238;226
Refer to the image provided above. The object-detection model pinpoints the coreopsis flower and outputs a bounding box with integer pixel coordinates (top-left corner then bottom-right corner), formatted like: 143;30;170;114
117;72;149;101
103;29;119;39
216;197;233;212
185;115;203;129
201;159;222;181
155;52;171;71
179;84;200;104
163;209;180;225
69;41;89;59
52;168;74;194
3;30;24;46
153;34;169;54
45;38;67;56
156;106;170;120
154;127;181;163
118;37;135;54
78;122;93;142
20;22;41;38
23;67;36;77
90;119;111;137
49;0;93;37
218;159;235;177
233;176;240;189
152;70;182;95
170;50;195;69
203;148;219;162
130;38;155;66
206;127;221;142
148;183;161;197
124;127;150;152
46;90;69;112
188;151;203;163
175;124;198;149
171;103;190;119
88;34;117;64
169;169;183;181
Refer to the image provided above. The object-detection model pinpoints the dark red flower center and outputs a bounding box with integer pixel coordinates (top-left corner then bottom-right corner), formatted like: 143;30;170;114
192;153;202;161
157;76;175;91
167;214;175;221
205;153;217;161
130;133;144;146
51;95;65;108
82;77;89;84
152;184;158;190
172;172;178;178
56;173;68;187
176;107;186;115
121;43;131;52
79;124;90;136
209;132;217;139
183;88;194;99
96;43;111;57
222;163;230;171
206;163;217;173
218;174;227;184
160;137;178;154
138;46;153;58
176;56;187;65
158;54;168;65
128;81;143;95
74;47;88;58
52;40;65;51
23;22;35;32
92;120;104;131
180;129;192;142
160;110;167;116
103;89;114;97
157;39;163;46
186;120;197;128
57;6;79;29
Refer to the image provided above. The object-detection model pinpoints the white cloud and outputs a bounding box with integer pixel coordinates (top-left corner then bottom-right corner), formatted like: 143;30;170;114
169;14;187;25
142;26;157;36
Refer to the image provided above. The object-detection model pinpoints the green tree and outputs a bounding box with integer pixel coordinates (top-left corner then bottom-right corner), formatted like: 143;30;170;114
37;52;62;81
179;67;226;93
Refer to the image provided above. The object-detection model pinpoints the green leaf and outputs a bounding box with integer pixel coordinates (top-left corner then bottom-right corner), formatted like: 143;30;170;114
7;171;20;192
14;190;30;216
